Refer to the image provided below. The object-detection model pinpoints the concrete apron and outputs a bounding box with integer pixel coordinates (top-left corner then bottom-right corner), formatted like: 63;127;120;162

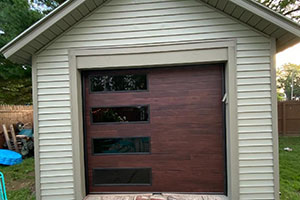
85;194;228;200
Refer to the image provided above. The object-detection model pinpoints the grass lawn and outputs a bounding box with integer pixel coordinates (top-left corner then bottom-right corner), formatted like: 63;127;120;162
279;136;300;199
0;157;35;200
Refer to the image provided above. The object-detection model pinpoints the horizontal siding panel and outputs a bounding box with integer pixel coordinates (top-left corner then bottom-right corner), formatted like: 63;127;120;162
37;69;69;76
39;113;71;121
41;170;73;178
237;57;270;65
237;43;270;51
37;56;68;63
40;158;73;165
108;0;184;6
39;145;72;152
39;120;71;127
237;71;271;78
40;163;73;171
74;13;230;29
239;133;273;140
239;153;274;160
240;186;274;194
239;139;273;147
39;139;72;146
239;126;272;132
100;1;201;12
71;17;236;34
41;195;74;200
240;180;274;187
238;119;272;126
237;84;271;92
237;37;270;44
39;133;72;140
239;160;273;167
239;146;273;154
88;7;217;20
237;50;271;58
240;193;274;199
238;98;271;106
238;105;271;112
41;188;74;196
240;166;274;174
41;182;74;190
37;75;70;82
38;101;71;108
38;81;70;89
238;91;271;99
40;175;73;184
40;151;73;159
37;61;68;68
59;24;248;42
40;170;73;178
38;126;72;133
38;88;70;95
240;173;274;180
237;77;270;85
38;94;71;102
38;107;71;115
47;30;259;50
238;112;272;119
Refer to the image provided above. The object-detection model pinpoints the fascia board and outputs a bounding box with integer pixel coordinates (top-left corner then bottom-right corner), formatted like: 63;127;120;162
230;0;300;37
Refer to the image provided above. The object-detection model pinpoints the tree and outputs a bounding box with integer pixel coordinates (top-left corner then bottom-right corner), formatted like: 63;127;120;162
0;0;43;105
256;0;300;22
29;0;66;14
0;0;66;105
277;64;300;100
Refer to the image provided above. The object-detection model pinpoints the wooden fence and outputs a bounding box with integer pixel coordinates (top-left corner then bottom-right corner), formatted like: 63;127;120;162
0;105;33;132
278;101;300;136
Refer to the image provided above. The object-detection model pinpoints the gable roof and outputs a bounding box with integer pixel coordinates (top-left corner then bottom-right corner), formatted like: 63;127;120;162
1;0;300;64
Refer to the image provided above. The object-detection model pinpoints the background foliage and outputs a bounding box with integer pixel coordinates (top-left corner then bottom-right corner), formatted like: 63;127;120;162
0;0;65;105
277;64;300;100
257;0;300;22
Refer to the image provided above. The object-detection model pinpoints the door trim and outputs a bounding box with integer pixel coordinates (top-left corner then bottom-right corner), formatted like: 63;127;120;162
68;39;238;200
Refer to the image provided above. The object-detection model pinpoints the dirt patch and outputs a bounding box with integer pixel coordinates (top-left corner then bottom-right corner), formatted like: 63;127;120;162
5;171;35;191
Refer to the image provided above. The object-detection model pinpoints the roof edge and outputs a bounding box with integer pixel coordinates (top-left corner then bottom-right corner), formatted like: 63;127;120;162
230;0;300;37
0;0;85;58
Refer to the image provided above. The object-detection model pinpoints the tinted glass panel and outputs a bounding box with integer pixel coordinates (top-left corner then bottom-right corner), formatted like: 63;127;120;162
90;74;147;92
93;168;151;186
91;106;149;123
93;137;150;154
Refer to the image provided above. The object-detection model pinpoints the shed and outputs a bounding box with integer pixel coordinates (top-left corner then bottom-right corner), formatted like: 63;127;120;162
1;0;300;199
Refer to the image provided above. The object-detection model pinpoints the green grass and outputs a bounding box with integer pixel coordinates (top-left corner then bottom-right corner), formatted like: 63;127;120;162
279;136;300;200
0;158;35;200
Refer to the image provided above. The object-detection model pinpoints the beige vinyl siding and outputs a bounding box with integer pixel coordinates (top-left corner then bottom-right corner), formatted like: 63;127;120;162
35;0;275;199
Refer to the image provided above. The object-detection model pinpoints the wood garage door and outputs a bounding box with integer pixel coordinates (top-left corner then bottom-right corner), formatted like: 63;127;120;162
83;64;226;194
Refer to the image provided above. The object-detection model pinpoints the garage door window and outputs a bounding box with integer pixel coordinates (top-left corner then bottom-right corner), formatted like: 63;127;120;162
93;137;150;154
91;106;149;123
90;74;147;92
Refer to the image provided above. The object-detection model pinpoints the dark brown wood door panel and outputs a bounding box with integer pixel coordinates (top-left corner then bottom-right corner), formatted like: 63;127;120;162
83;65;226;194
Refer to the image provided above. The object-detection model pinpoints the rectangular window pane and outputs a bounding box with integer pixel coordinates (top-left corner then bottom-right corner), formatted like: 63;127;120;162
93;137;150;154
90;74;147;92
93;168;151;186
91;106;149;123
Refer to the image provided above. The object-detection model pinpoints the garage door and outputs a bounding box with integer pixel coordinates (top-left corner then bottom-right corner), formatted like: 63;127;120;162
83;64;226;194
